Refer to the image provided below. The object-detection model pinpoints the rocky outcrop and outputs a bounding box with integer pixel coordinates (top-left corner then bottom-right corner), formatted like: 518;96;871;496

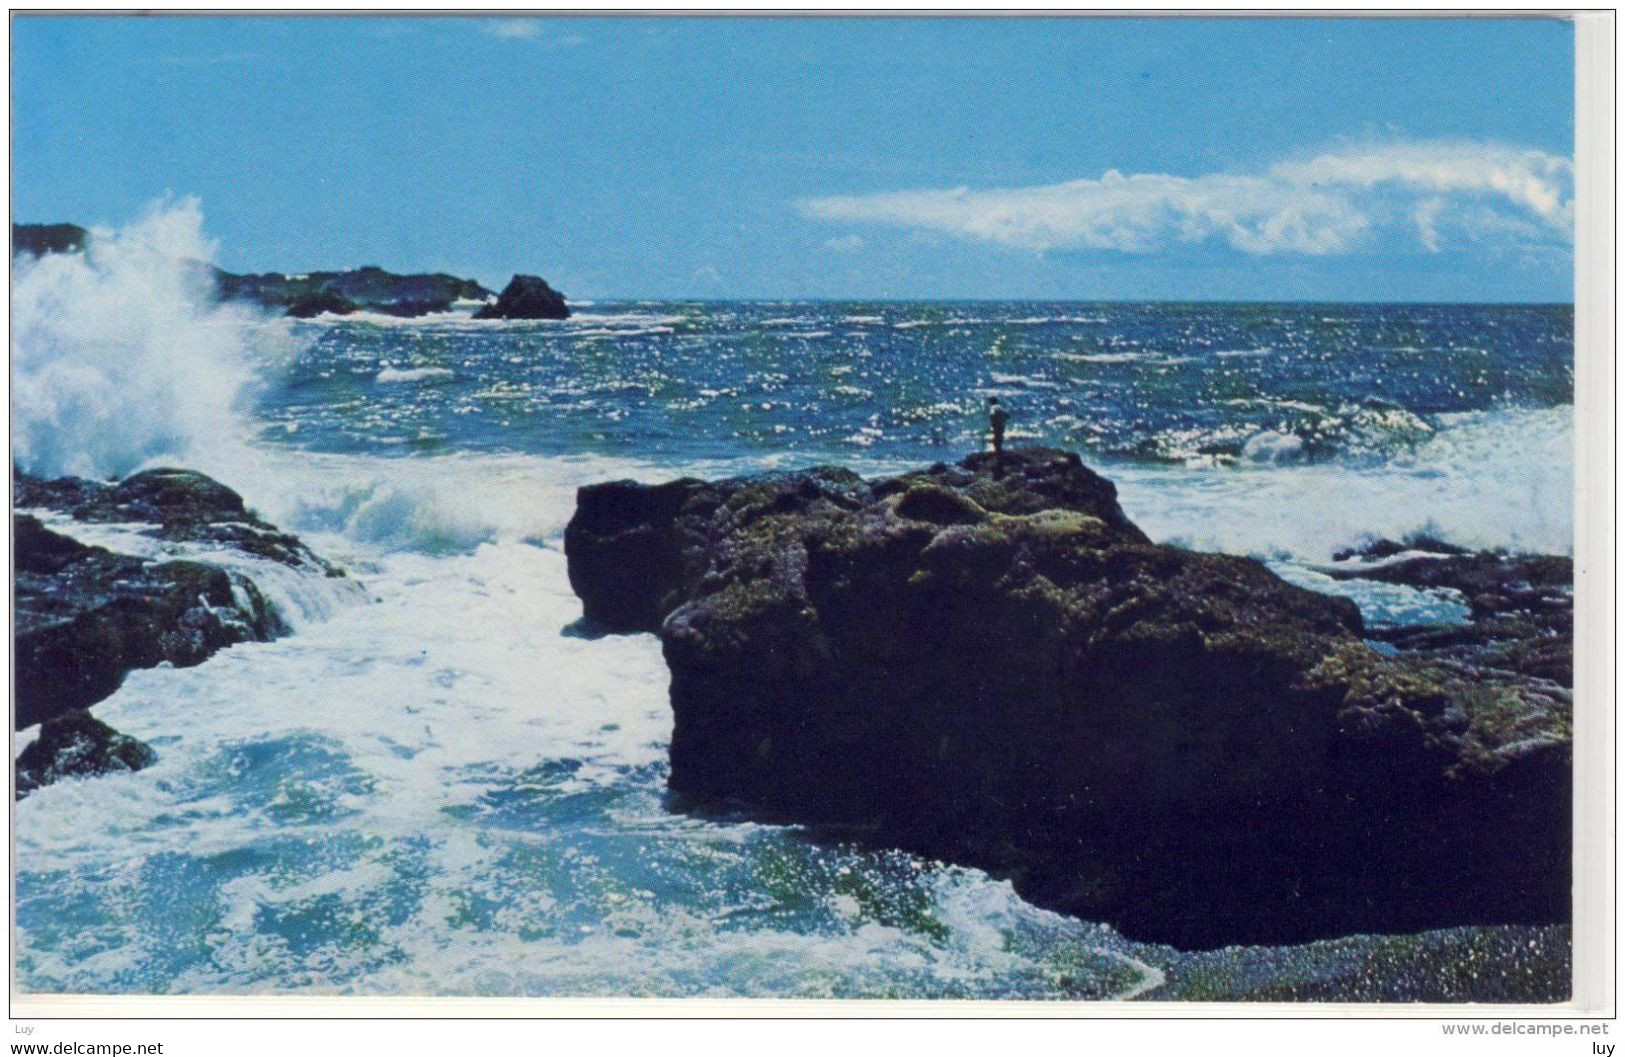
12;225;497;317
285;289;359;318
216;265;492;318
474;275;570;320
16;710;157;798
14;468;346;731
16;467;345;571
13;223;89;258
14;513;281;730
1321;537;1573;686
564;448;1571;948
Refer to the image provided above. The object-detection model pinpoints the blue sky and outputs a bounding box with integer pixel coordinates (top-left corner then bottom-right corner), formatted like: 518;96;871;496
12;16;1575;301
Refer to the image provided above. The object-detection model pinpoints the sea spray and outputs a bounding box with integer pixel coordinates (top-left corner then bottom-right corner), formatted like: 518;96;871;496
1115;404;1573;561
11;197;276;483
10;199;371;629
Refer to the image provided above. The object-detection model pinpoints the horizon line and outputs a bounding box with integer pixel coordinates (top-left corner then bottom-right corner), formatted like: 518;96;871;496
558;296;1576;308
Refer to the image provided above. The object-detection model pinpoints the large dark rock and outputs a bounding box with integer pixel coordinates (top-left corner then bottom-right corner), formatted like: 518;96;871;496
16;710;157;798
14;514;283;730
13;222;89;258
14;468;347;731
564;448;1571;948
474;275;571;320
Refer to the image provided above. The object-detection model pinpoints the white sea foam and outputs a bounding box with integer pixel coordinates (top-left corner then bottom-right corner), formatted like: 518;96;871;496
989;372;1065;391
375;366;455;384
567;312;686;328
1116;404;1573;561
11;198;284;481
1053;351;1143;365
309;310;476;327
1240;430;1307;464
13;475;1166;998
1007;315;1107;326
568;326;675;339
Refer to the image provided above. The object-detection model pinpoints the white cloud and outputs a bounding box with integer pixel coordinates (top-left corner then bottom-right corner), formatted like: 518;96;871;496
1412;197;1447;253
822;234;867;253
483;19;542;39
797;140;1573;258
1272;141;1573;226
479;20;584;46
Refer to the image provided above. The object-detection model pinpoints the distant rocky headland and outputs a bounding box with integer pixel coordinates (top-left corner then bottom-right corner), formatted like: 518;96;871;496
215;266;493;318
12;222;88;257
12;222;570;319
565;448;1572;950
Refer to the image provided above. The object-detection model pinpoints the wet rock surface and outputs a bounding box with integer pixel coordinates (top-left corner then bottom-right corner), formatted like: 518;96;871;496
14;513;282;730
566;448;1571;948
16;467;345;572
1323;536;1573;687
13;468;344;732
16;709;157;798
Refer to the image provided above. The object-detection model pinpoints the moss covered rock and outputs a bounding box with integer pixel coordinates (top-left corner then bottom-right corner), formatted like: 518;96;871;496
564;448;1571;948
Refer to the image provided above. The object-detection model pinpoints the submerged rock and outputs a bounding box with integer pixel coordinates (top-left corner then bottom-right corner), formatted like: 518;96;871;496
13;468;346;731
564;447;1571;948
16;710;157;798
474;275;571;320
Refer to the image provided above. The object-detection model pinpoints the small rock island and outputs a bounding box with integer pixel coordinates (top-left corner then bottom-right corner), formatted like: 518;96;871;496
474;275;572;320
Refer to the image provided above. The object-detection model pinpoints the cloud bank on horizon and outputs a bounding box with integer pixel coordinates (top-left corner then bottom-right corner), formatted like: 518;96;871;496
798;140;1573;262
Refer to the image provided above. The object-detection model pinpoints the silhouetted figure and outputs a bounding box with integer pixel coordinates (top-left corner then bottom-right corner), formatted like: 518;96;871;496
988;396;1009;476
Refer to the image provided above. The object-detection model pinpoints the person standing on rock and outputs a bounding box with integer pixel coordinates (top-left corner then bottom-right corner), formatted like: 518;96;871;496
988;396;1009;472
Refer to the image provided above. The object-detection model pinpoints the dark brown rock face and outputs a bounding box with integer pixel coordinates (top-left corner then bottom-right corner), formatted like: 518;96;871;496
16;710;157;797
564;448;1571;948
474;275;570;320
13;468;346;731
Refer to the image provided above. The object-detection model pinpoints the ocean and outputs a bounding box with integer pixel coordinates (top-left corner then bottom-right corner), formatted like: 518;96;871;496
11;217;1573;998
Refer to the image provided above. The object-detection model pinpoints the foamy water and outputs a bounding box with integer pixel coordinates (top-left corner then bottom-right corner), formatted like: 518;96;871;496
17;471;1172;998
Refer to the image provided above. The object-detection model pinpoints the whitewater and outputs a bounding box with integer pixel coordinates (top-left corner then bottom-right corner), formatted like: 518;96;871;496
12;205;1573;998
